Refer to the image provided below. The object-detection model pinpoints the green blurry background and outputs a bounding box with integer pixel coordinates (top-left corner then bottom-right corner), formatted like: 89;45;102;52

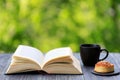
0;0;120;53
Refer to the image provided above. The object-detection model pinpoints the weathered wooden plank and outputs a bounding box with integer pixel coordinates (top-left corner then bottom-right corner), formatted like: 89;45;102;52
0;54;11;74
1;53;120;80
1;74;84;80
0;54;84;80
80;53;120;80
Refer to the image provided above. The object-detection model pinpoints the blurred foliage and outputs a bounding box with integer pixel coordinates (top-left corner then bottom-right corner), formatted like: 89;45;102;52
0;0;120;53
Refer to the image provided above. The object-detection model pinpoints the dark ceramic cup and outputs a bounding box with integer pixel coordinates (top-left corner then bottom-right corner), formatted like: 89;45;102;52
80;44;109;66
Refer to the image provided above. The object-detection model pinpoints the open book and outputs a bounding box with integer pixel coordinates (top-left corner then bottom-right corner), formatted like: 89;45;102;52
6;45;82;74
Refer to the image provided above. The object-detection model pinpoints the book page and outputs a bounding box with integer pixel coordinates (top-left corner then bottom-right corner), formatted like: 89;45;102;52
42;49;82;74
43;47;72;67
71;56;82;73
13;45;44;66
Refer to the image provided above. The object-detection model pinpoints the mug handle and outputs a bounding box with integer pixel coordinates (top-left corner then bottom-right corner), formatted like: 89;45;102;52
99;49;109;61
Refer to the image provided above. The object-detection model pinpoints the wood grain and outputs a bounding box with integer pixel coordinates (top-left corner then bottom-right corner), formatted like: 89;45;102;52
0;54;84;80
0;53;120;80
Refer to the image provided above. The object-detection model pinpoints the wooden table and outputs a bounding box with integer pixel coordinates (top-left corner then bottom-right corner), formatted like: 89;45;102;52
0;53;120;80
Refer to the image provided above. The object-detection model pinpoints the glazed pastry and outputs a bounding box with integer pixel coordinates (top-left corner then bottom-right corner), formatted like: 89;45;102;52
94;61;114;73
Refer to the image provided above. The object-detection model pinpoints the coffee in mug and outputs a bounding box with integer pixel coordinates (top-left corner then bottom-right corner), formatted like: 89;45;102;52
80;44;109;66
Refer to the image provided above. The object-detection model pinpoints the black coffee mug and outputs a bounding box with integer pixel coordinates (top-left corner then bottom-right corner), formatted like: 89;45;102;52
80;44;109;66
